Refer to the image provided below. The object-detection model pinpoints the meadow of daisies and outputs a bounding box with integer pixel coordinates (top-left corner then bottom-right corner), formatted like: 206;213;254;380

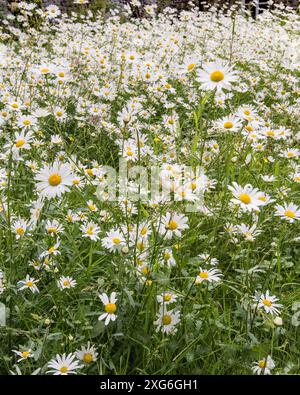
0;1;299;376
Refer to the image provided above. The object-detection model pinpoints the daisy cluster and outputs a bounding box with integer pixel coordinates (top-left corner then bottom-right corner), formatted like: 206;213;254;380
0;1;299;375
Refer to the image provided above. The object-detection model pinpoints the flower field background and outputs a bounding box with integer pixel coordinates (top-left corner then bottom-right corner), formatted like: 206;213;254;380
0;1;299;375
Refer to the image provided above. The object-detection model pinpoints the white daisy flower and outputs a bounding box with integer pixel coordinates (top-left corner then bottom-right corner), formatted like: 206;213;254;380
197;61;237;92
98;292;118;326
35;162;75;199
157;292;178;305
154;306;181;335
159;212;189;240
47;353;82;375
81;221;101;241
274;202;300;223
195;267;223;285
253;290;283;316
228;182;265;212
17;275;39;293
252;356;275;375
76;342;98;364
58;276;77;290
102;228;126;252
12;349;33;362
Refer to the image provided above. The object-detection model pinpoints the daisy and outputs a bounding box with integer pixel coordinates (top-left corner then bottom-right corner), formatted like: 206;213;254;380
76;342;98;364
215;115;242;132
47;353;82;375
252;356;275;375
197;61;237;92
159;212;189;240
12;218;31;239
98;292;118;326
12;131;33;151
195;267;222;285
157;292;177;305
274;202;300;223
154;306;181;335
228;182;264;212
58;276;77;290
237;105;258;121
253;290;283;316
198;253;219;266
17;275;39;293
236;223;262;241
45;219;64;235
160;248;176;268
40;241;61;258
26;160;38;173
17;115;37;129
35;162;75;199
280;148;300;159
179;56;199;74
102;228;126;252
87;200;98;212
81;221;101;241
45;5;61;20
12;349;33;363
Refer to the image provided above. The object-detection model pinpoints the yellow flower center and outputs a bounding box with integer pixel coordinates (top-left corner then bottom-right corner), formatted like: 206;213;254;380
16;139;25;148
48;246;56;253
16;227;24;235
83;353;93;363
210;70;224;82
224;121;234;129
113;237;121;244
258;360;266;369
140;227;147;236
187;63;195;71
26;281;33;287
86;169;93;176
21;351;30;358
63;280;70;287
239;193;251;204
41;68;49;73
59;366;68;374
199;271;208;279
263;299;272;307
245;125;253;132
168;220;178;230
162;315;172;325
58;72;65;78
105;303;116;314
48;173;61;186
56;111;63;117
287;152;295;158
244;110;251;116
284;210;295;218
47;227;57;233
163;294;172;302
87;227;94;235
267;130;275;137
191;182;197;190
11;103;19;109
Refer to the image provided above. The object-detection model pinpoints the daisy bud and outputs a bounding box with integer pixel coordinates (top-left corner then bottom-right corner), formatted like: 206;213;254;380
274;317;283;326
